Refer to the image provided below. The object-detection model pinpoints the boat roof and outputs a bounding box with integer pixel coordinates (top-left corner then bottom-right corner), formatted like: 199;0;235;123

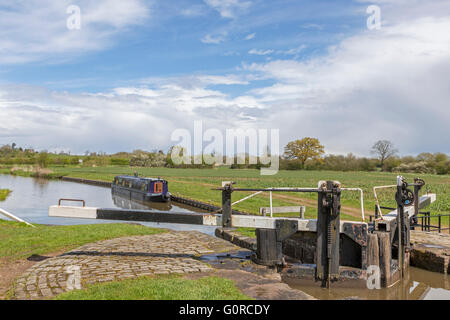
115;175;166;182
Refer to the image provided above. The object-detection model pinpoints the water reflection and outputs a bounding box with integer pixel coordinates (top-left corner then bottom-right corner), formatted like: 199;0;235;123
0;174;216;235
283;267;450;300
112;195;173;211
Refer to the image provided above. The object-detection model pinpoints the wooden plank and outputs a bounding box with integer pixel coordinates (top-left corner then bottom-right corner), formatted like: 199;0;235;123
97;208;206;225
260;206;306;214
367;233;380;268
260;206;306;218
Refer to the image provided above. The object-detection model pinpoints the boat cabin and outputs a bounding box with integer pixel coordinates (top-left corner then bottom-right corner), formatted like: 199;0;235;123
111;175;170;202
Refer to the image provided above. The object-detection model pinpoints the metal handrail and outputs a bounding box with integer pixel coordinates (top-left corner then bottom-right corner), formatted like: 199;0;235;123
216;183;366;220
373;185;396;219
341;188;365;221
369;212;450;234
58;199;86;207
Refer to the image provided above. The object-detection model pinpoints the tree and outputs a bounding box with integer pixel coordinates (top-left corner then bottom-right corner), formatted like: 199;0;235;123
283;137;325;168
37;151;50;168
371;140;398;170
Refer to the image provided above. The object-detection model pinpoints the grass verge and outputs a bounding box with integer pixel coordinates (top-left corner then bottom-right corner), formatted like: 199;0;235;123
0;189;11;201
234;227;256;238
2;165;449;223
54;275;252;300
0;220;167;261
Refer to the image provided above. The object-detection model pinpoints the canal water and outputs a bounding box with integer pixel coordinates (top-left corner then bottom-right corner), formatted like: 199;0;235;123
1;174;449;300
0;174;216;235
283;267;450;300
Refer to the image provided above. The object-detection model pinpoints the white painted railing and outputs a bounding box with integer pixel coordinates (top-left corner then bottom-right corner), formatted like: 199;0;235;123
0;208;35;227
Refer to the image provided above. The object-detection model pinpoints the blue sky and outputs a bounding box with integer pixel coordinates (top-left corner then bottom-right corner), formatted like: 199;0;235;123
2;0;363;92
0;0;449;156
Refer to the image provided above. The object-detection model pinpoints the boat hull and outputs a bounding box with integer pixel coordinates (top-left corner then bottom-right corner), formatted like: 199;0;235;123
111;185;171;203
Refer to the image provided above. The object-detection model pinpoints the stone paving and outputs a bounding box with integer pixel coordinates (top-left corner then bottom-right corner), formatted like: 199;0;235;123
13;231;239;300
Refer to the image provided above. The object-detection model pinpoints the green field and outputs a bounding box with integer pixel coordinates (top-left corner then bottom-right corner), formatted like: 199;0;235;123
3;165;449;224
54;275;251;300
0;220;166;261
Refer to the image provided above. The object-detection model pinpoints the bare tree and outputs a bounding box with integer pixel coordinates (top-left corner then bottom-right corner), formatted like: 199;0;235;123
371;140;398;170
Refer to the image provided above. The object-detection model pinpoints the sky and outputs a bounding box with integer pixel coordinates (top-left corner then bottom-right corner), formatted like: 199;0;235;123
0;0;449;156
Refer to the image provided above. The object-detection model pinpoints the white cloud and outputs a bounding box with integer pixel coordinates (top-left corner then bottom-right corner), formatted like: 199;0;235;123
279;45;307;56
301;23;324;30
248;49;274;55
1;1;449;156
249;46;306;57
179;5;206;17
243;16;450;155
0;74;262;153
204;0;252;19
201;33;227;44
245;33;256;40
0;0;150;64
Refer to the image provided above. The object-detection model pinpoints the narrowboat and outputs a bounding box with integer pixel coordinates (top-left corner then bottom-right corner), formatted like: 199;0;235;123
112;194;173;211
111;175;171;202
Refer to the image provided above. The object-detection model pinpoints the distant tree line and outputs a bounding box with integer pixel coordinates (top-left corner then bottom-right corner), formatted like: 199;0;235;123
279;138;449;174
0;140;448;175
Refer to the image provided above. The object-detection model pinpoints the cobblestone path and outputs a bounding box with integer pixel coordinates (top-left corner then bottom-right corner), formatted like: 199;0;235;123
13;231;239;300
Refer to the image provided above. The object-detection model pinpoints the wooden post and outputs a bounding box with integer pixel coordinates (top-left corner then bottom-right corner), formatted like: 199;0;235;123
222;187;232;228
329;183;341;282
299;206;305;219
377;232;391;287
367;233;380;268
254;228;281;266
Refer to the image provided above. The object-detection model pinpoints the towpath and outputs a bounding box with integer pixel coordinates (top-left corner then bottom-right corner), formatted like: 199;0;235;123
11;231;313;300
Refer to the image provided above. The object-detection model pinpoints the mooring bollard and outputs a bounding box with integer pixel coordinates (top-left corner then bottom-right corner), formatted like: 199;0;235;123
299;206;305;219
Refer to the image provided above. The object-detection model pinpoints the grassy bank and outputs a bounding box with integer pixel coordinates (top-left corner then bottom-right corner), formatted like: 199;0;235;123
55;275;251;300
0;189;11;201
0;220;167;261
56;166;450;218
234;227;257;238
2;165;449;222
